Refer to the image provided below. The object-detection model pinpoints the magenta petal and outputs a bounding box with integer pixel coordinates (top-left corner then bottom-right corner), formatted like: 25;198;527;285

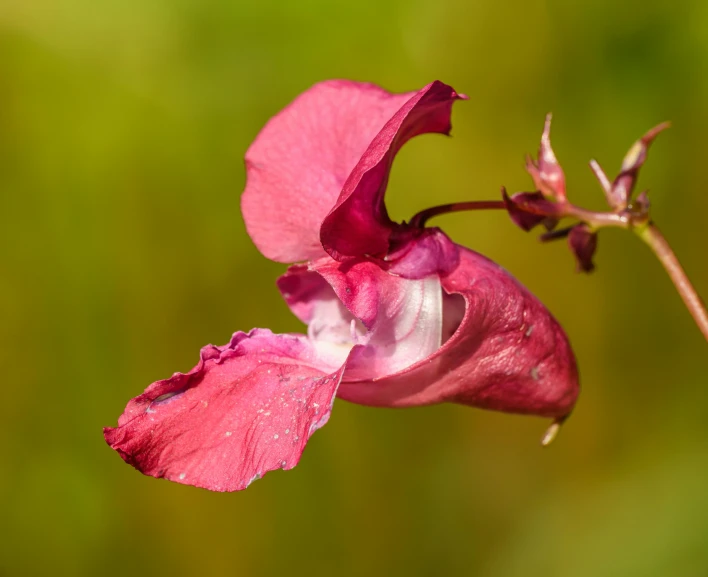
321;81;466;260
104;329;348;492
337;245;579;418
242;81;418;263
385;228;460;278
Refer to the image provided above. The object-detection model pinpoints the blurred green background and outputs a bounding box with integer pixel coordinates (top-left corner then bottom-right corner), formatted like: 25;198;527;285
2;0;707;575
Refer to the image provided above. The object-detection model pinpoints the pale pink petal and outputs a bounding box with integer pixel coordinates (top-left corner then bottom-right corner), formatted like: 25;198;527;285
104;329;348;492
337;240;579;419
321;81;466;260
277;264;358;342
296;256;445;380
242;81;417;263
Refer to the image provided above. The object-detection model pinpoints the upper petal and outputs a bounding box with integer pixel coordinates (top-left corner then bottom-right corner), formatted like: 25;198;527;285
336;238;579;419
242;81;418;263
321;81;466;260
104;329;348;492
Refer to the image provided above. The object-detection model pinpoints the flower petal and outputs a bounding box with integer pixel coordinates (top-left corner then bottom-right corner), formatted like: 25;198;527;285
104;329;348;492
337;238;579;419
277;266;362;364
279;256;445;381
385;227;460;278
242;81;418;263
321;81;466;260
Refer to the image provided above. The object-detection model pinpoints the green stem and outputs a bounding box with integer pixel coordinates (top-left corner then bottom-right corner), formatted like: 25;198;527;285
637;223;708;342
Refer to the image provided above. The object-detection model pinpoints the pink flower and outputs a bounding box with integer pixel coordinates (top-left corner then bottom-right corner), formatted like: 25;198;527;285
104;80;579;492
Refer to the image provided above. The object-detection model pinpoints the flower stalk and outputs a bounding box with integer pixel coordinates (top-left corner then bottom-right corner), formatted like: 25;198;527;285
409;201;507;228
416;196;708;344
637;223;708;341
414;114;708;344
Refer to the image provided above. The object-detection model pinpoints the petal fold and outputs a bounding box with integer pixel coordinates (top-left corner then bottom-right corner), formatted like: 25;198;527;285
321;81;466;260
104;329;348;492
242;81;418;263
279;256;445;381
385;227;460;279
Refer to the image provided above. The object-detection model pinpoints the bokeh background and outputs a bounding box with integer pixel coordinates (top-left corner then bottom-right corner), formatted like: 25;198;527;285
2;0;707;575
